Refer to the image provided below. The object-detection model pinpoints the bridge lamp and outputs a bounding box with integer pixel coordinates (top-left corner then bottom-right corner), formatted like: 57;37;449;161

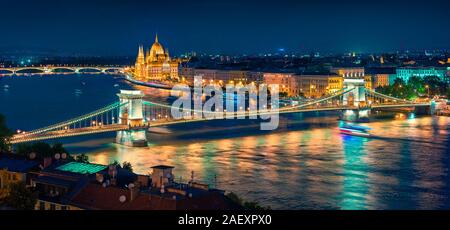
99;122;102;126
16;129;21;134
64;126;68;130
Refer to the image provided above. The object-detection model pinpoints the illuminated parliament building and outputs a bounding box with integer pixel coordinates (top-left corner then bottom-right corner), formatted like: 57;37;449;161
134;34;179;81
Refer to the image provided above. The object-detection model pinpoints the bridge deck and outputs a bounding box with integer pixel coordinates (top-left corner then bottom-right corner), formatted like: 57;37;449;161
11;124;129;144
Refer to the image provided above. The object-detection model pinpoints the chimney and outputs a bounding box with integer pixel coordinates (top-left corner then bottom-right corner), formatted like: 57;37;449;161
110;178;117;186
108;165;118;186
129;183;139;201
43;157;52;168
96;173;104;183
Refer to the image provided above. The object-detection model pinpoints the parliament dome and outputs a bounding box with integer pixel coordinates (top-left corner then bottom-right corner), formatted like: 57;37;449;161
150;34;165;55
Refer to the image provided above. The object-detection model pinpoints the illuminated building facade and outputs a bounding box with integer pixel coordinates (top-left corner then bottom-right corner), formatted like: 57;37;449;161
294;74;343;98
180;68;263;86
330;67;365;78
263;72;296;96
181;68;344;98
0;156;39;199
134;35;179;82
371;74;390;88
396;67;448;83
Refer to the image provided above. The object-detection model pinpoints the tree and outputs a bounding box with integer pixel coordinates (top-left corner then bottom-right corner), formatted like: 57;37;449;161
30;142;53;158
408;76;425;94
51;143;68;154
423;75;446;96
122;161;133;172
16;142;70;160
6;182;37;210
0;114;12;152
15;143;33;156
225;192;242;205
225;192;270;210
75;153;89;163
243;201;271;210
279;92;288;98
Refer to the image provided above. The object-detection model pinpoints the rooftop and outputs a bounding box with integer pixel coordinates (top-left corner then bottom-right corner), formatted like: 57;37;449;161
365;66;396;75
71;182;241;210
151;165;174;170
56;162;107;174
0;155;40;173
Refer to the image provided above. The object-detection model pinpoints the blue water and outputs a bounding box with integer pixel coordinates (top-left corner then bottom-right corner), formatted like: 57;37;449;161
1;74;450;210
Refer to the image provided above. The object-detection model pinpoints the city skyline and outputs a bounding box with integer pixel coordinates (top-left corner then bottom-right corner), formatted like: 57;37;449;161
1;0;450;56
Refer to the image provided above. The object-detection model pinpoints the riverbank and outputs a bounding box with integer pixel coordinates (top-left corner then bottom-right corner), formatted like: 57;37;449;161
123;73;173;89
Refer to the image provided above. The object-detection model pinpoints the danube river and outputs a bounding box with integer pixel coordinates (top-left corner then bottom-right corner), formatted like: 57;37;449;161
1;74;450;209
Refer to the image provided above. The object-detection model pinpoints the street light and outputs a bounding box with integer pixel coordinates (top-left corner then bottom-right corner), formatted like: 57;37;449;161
425;85;430;97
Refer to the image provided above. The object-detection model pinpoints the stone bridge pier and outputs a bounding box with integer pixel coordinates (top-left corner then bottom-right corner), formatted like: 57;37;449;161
340;108;371;122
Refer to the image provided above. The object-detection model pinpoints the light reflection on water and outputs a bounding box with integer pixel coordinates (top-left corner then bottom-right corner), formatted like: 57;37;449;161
1;74;450;209
83;116;450;210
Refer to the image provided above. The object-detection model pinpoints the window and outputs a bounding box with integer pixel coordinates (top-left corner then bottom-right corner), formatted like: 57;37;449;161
50;204;56;210
61;206;67;210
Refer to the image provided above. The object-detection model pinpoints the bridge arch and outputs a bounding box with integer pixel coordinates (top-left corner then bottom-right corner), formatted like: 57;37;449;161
0;69;14;74
51;67;76;73
15;68;44;74
77;68;102;73
102;68;121;73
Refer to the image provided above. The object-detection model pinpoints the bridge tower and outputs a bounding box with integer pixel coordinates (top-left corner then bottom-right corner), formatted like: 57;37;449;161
341;78;370;122
115;90;148;147
342;78;366;106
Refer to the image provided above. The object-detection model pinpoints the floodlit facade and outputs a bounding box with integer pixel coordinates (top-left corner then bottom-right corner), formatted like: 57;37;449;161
330;67;365;78
263;72;296;96
294;74;343;98
0;156;39;199
396;67;447;82
180;67;263;86
134;35;179;82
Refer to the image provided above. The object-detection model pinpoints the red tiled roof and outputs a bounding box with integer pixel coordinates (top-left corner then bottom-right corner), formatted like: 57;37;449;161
71;183;132;210
71;183;240;210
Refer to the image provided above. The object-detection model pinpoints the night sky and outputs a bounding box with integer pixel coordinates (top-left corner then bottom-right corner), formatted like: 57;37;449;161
1;0;449;56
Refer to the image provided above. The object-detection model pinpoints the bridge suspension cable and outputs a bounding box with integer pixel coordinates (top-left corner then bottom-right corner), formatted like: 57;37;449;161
364;88;413;103
16;101;128;137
